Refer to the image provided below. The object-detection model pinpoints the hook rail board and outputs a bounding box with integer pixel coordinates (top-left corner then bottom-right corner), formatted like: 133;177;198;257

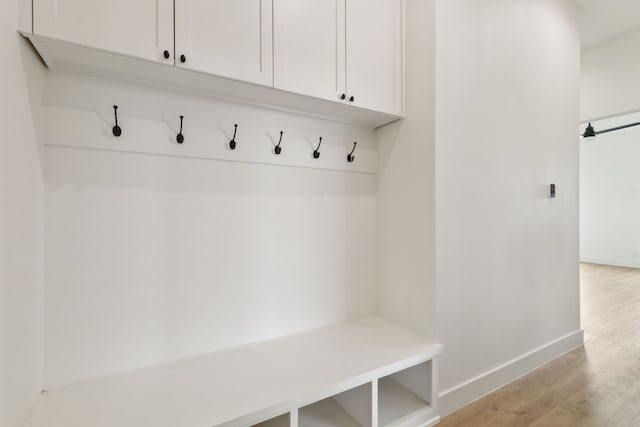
26;317;443;427
44;106;378;174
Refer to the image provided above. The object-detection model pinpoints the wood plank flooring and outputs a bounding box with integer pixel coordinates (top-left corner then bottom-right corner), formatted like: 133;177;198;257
438;263;640;427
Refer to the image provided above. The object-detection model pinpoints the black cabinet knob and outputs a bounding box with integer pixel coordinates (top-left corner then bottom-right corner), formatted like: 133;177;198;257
349;96;355;102
180;54;186;63
163;50;170;59
340;93;346;100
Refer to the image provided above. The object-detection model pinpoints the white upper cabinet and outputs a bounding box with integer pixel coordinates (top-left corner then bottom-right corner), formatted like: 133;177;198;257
346;0;402;115
273;0;402;115
33;0;174;65
28;0;403;125
273;0;346;103
175;0;274;87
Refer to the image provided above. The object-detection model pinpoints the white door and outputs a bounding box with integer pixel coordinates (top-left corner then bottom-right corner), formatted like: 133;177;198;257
345;0;402;115
175;0;273;87
33;0;174;64
273;0;346;103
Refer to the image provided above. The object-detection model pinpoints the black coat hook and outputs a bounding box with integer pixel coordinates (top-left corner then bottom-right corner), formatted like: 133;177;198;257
274;131;284;155
229;124;238;150
347;142;357;163
176;115;185;144
313;137;323;159
112;105;122;137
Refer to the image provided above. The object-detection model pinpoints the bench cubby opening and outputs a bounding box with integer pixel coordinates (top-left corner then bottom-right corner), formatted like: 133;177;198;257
252;412;291;427
299;382;373;427
378;361;436;427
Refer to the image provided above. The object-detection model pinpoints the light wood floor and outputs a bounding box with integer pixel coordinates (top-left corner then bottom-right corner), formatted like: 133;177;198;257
439;263;640;427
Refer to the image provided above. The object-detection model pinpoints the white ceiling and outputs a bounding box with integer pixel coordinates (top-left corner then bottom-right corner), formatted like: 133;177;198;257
576;0;640;48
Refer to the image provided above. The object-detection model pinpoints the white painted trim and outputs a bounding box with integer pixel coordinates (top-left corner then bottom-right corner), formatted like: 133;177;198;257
18;0;32;33
424;416;440;427
438;329;584;417
400;0;406;117
581;256;640;269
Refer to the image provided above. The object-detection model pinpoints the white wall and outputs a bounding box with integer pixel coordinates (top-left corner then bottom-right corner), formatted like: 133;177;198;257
580;113;640;268
2;0;586;420
376;0;437;341
42;72;378;389
0;3;46;427
435;0;582;415
581;28;640;121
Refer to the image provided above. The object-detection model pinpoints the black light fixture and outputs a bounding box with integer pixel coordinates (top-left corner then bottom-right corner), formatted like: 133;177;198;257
582;121;640;140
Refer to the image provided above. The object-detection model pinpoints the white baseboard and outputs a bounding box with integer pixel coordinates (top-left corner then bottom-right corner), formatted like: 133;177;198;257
581;256;640;269
438;329;584;417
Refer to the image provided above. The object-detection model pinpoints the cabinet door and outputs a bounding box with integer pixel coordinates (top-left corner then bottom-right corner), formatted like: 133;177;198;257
273;0;346;103
33;0;174;64
175;0;273;87
346;0;402;115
